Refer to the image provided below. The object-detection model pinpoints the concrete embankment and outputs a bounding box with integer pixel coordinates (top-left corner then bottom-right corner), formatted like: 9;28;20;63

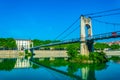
0;50;120;59
33;50;120;58
105;50;120;56
0;50;68;59
34;50;68;58
0;50;19;58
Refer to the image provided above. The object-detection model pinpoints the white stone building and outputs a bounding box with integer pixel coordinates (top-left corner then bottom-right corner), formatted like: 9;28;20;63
15;39;33;50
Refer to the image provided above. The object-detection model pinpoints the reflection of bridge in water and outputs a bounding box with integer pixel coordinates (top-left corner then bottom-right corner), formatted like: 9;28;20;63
31;60;96;80
0;57;100;80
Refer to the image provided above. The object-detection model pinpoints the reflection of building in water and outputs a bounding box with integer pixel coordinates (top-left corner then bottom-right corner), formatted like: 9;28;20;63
15;39;33;50
14;58;32;68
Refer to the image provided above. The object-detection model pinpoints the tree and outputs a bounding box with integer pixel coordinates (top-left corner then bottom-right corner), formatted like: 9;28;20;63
66;44;79;59
110;44;120;50
94;43;109;51
32;39;44;46
89;52;108;63
6;38;17;49
0;38;17;50
43;40;52;44
0;38;6;49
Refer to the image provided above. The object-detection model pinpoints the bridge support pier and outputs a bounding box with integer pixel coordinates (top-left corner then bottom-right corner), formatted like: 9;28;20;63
80;16;93;55
87;40;94;52
80;43;89;55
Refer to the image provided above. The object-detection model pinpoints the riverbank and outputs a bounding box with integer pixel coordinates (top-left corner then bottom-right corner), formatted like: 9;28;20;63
0;50;18;58
0;50;120;58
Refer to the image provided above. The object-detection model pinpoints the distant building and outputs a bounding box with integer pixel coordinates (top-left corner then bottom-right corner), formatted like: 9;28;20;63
107;41;120;46
15;39;33;50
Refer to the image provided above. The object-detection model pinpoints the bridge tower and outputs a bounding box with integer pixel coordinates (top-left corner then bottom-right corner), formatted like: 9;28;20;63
80;15;93;55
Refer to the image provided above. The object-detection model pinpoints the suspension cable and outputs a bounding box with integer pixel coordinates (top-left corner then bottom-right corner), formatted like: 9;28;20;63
84;8;120;16
60;25;80;40
54;17;80;40
92;18;120;25
91;12;120;18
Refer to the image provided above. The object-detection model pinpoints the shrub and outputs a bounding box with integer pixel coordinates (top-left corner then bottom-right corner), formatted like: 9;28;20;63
66;45;79;59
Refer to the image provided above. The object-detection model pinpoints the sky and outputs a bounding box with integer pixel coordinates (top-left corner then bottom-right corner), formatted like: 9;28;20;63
0;0;120;40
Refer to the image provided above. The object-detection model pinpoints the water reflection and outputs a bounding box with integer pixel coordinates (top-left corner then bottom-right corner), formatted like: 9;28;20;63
14;58;31;69
0;57;39;71
0;56;120;80
0;58;16;71
31;58;108;80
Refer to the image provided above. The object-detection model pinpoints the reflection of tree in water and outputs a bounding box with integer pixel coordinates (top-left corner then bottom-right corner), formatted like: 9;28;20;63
32;58;108;80
109;56;120;63
29;58;40;69
67;62;108;80
67;63;79;75
32;58;68;67
31;63;40;69
0;58;17;71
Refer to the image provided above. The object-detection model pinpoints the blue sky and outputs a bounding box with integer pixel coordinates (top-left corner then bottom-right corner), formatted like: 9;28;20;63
0;0;120;40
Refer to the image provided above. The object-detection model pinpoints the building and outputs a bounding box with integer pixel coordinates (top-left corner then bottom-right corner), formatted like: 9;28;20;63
15;39;33;50
107;41;120;46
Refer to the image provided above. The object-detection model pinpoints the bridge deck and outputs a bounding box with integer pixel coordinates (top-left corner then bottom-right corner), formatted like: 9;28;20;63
30;60;82;80
27;31;120;50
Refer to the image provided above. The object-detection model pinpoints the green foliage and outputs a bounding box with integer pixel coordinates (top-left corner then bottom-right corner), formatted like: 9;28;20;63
32;58;68;67
19;52;24;56
79;55;89;60
32;64;40;69
32;39;60;47
25;50;32;59
0;59;16;71
32;58;107;76
66;43;108;63
0;38;17;50
89;52;108;63
32;39;80;50
66;44;79;58
25;50;28;54
67;63;79;75
110;44;120;50
94;42;109;50
32;39;44;47
109;56;120;61
67;52;108;63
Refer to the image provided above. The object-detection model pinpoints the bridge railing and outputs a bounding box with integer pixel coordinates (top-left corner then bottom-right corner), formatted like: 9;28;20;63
29;38;80;49
86;31;120;40
27;31;120;50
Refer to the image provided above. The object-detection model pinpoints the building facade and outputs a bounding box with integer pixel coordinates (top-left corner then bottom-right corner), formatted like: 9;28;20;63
15;39;33;50
107;41;120;46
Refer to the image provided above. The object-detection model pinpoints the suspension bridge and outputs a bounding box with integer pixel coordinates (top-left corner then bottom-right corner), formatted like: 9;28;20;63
26;8;120;56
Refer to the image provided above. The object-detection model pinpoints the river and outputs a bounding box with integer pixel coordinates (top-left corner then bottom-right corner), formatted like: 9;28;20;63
0;55;120;80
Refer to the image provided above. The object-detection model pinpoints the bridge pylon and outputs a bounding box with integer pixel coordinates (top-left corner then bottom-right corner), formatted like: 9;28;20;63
80;15;93;55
